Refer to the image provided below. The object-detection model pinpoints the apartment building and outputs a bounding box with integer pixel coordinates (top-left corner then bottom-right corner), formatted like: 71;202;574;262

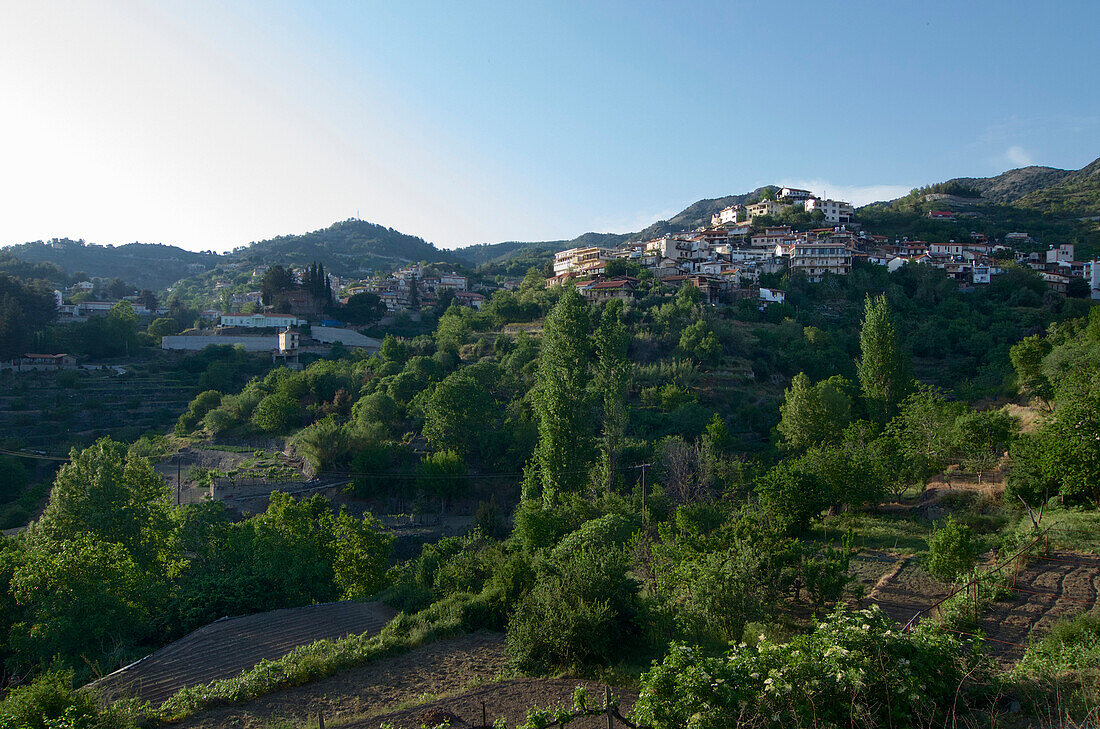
789;239;853;282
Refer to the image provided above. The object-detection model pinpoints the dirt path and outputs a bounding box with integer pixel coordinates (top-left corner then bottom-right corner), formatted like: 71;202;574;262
173;632;510;729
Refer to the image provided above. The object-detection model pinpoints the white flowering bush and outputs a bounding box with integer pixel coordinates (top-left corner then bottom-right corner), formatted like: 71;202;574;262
633;605;982;729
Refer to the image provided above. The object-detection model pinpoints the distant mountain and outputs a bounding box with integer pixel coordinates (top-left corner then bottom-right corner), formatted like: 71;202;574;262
233;219;465;275
464;186;776;267
1;239;219;290
924;157;1098;209
1014;156;1100;217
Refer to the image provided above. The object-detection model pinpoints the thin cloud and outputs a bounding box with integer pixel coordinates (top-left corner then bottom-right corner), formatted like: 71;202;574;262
1004;145;1035;167
779;180;914;206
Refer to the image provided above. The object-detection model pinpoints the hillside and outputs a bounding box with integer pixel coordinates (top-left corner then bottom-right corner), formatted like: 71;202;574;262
233;218;465;275
1015;156;1100;217
925;155;1099;210
464;186;774;269
1;239;219;290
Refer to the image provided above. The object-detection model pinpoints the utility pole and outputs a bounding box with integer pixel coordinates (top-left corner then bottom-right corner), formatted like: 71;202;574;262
176;454;182;506
630;462;653;526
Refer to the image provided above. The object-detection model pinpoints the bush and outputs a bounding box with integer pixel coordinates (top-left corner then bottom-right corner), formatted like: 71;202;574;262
634;605;981;729
505;545;642;673
0;670;138;729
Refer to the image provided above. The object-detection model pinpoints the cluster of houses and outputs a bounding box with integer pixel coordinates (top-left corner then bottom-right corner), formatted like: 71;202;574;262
339;265;485;312
548;201;1100;305
54;283;167;323
710;187;856;228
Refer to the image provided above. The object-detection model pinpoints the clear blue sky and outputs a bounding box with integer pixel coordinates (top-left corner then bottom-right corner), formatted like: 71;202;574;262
1;1;1097;251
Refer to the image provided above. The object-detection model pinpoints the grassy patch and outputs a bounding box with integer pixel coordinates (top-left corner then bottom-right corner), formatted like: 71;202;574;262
811;510;932;554
1000;505;1100;553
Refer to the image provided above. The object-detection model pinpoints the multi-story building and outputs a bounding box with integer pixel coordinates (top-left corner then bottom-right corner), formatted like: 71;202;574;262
746;199;787;218
710;205;743;226
220;313;307;328
777;187;815;203
789;239;853;282
553;246;613;276
804;198;854;224
750;226;794;249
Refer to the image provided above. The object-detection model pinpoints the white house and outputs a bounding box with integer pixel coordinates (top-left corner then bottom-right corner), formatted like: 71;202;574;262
220;313;307;328
759;287;786;304
711;205;743;226
778;187;815;202
803;198;854;224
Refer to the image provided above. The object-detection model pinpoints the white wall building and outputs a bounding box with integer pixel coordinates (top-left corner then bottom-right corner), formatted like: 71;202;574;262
220;313;307;328
553;246;613;276
804;198;854;224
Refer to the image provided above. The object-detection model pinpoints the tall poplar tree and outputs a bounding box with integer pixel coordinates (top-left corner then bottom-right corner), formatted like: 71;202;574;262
857;294;910;421
530;286;594;505
592;300;629;493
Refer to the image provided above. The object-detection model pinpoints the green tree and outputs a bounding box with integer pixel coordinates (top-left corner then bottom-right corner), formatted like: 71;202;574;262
776;373;852;451
529;286;594;504
757;459;828;535
251;393;301;434
259;265;295;306
887;385;964;490
1040;392;1100;506
416;450;467;508
591;300;629;493
1010;334;1053;407
33;438;173;567
952;408;1017;485
857;294;910;421
422;370;496;459
925;516;978;584
678;319;721;363
106;300;139;356
147;317;179;339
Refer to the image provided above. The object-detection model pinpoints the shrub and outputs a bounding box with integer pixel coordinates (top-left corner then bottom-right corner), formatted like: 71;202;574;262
0;670;138;729
505;545;642;673
634;605;981;729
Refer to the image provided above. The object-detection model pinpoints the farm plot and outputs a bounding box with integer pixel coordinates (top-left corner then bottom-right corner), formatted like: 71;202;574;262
861;556;950;625
92;601;395;706
172;632;510;729
977;550;1100;662
362;679;640;729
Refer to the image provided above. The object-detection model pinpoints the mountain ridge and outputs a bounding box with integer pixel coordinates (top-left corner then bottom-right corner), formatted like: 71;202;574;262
4;158;1096;287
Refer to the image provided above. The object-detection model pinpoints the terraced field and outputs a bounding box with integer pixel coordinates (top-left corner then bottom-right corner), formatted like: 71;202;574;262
92;601;395;706
978;550;1100;661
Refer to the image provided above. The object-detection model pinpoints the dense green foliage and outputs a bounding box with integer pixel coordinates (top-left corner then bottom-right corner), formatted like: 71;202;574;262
0;439;392;683
634;606;982;729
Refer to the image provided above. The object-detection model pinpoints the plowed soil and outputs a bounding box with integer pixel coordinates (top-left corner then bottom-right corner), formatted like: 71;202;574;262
978;550;1100;662
93;601;395;706
359;679;639;729
174;632;510;729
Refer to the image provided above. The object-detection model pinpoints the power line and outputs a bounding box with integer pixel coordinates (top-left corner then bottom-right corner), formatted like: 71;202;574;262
0;448;70;462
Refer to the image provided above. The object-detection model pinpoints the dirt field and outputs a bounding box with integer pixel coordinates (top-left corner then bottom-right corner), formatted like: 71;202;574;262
862;556;950;624
360;678;639;729
978;550;1100;662
94;601;396;706
174;633;511;729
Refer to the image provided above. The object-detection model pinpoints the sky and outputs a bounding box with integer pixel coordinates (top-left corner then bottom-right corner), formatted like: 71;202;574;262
1;1;1098;252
